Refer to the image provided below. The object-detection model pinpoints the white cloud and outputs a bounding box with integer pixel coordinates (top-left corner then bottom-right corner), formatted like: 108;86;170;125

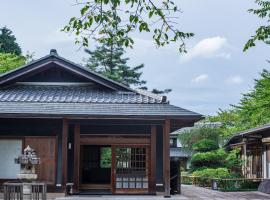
191;74;209;83
226;75;244;85
180;36;231;63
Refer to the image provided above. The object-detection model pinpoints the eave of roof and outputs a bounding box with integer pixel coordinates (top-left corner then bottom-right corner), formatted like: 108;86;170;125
170;147;190;158
0;102;202;120
226;123;270;146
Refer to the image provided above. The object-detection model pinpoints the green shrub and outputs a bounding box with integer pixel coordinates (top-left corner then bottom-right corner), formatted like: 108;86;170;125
192;139;219;152
192;168;230;179
190;149;226;171
225;148;242;170
178;127;221;150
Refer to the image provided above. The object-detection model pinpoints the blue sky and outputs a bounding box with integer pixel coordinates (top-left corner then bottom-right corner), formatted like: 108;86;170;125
1;0;269;115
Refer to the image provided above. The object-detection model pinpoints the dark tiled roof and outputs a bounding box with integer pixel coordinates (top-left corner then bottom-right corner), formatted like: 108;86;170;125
0;102;201;118
170;148;189;158
226;123;270;146
0;84;202;118
0;85;163;104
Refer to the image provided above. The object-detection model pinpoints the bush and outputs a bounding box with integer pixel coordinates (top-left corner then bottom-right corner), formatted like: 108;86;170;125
225;148;242;170
192;168;230;179
192;139;219;152
178;127;221;150
190;149;226;171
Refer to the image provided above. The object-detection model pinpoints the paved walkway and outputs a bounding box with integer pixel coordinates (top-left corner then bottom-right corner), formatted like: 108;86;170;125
181;184;270;200
2;185;270;199
55;185;270;200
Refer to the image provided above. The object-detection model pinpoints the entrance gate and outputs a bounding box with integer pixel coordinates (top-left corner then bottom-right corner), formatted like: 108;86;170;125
76;136;151;194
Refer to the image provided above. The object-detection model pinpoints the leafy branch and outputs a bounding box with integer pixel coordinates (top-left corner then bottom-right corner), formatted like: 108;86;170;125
62;0;193;53
244;0;270;51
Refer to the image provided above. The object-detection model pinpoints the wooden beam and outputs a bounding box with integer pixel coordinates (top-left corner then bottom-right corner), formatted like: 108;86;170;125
150;125;157;194
80;136;150;145
73;124;80;191
163;119;170;197
61;119;68;189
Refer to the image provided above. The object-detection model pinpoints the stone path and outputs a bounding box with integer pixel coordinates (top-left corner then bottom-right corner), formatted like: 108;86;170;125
1;185;270;199
55;185;270;200
56;195;188;200
181;184;270;200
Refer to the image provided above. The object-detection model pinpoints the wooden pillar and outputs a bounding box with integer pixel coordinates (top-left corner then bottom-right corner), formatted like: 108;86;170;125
61;119;68;188
73;124;80;191
163;119;170;197
111;145;116;194
178;160;181;194
150;125;157;194
243;143;247;177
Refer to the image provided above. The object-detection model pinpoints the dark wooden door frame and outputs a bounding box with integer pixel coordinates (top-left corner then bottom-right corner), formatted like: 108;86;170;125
78;145;112;190
73;133;152;194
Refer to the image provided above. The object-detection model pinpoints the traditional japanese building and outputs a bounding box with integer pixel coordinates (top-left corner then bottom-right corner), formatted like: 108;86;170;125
226;124;270;179
0;50;202;196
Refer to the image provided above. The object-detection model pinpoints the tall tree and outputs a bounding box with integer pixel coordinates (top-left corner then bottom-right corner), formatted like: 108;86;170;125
244;0;270;51
211;67;270;137
0;27;22;56
84;43;171;94
63;0;193;53
85;43;146;87
0;53;26;74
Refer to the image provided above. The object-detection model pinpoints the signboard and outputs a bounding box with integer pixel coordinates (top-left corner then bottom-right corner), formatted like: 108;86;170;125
262;137;270;143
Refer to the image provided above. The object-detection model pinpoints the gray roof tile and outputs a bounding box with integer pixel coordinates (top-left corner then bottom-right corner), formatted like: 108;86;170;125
170;148;189;158
0;85;162;104
0;85;202;118
0;102;201;118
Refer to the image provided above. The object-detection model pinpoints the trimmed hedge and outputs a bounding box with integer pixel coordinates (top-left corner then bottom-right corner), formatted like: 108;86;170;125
190;149;226;170
192;139;219;152
192;168;230;179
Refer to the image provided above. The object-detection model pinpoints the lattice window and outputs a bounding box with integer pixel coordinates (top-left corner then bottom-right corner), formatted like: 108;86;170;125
115;147;149;189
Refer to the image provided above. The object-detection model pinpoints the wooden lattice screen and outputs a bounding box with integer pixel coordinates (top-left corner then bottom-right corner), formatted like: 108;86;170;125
115;147;149;190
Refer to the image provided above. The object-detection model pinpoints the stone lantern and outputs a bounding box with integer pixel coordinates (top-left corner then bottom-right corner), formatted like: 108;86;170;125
15;145;41;194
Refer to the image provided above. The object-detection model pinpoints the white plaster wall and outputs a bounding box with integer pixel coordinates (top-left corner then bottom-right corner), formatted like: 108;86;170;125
0;140;22;179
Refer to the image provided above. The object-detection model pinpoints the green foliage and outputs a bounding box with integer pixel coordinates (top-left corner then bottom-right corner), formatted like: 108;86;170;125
151;88;172;94
0;27;22;56
100;147;112;168
192;139;219;152
178;127;221;150
208;109;240;138
0;53;26;74
190;149;227;171
84;42;171;94
212;68;270;138
85;44;146;87
244;0;270;51
225;148;243;171
192;168;230;179
63;0;193;53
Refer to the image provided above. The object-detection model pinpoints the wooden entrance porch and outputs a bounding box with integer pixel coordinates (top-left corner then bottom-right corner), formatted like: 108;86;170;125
61;119;176;195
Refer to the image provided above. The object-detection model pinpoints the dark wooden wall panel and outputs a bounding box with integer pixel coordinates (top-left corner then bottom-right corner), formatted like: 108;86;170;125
25;137;57;185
